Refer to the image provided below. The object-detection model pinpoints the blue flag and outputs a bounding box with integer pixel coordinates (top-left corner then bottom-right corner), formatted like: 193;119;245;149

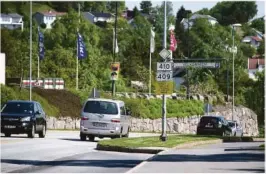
77;33;87;59
38;27;45;60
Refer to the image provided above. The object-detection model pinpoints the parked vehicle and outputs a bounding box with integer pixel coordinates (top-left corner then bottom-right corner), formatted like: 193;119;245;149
80;98;131;141
227;120;243;137
1;100;47;138
197;116;232;136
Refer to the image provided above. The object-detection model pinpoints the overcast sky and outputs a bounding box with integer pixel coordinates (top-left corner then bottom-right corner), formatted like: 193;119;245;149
125;1;265;19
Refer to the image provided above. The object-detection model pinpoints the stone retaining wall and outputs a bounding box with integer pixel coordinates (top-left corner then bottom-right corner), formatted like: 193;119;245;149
46;105;258;136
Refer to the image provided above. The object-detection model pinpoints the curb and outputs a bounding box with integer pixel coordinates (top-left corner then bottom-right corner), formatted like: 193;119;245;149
222;137;255;143
125;139;222;173
96;143;168;154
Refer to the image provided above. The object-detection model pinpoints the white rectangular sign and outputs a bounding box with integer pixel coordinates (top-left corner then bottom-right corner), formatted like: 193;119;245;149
157;62;173;71
174;62;220;68
156;71;173;81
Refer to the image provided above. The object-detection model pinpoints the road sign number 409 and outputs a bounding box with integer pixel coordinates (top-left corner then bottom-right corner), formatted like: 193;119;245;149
156;71;173;81
157;62;172;71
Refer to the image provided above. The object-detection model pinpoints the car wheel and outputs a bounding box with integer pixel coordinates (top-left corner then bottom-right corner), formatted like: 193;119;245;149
88;135;95;141
39;125;46;138
123;128;130;138
28;124;35;138
4;133;11;137
80;132;86;141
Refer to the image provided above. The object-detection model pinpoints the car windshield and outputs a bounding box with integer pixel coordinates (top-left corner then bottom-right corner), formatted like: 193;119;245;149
1;102;34;114
83;101;118;115
228;122;235;127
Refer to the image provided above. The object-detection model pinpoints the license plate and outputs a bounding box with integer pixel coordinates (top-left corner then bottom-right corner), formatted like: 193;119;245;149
4;125;16;129
205;124;213;128
93;122;107;127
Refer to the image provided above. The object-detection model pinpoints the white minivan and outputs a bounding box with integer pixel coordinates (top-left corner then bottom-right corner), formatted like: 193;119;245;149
80;98;131;141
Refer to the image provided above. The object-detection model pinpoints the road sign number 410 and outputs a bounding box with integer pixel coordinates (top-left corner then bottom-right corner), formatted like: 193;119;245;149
157;62;172;71
156;71;173;81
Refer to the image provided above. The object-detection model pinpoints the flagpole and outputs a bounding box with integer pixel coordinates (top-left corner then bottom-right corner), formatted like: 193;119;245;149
149;27;152;96
29;1;32;101
76;3;80;90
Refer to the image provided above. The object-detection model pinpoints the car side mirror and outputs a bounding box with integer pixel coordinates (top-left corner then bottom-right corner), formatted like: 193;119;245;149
35;111;41;115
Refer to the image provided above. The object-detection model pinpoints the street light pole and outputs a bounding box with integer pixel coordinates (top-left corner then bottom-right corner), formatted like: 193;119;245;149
231;23;241;121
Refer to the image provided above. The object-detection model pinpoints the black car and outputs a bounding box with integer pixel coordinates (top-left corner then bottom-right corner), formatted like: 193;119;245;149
1;100;47;138
196;116;232;136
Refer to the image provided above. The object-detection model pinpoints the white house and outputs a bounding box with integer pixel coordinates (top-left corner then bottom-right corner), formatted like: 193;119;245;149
33;10;66;29
242;36;262;49
83;12;115;24
248;58;265;80
0;13;23;31
181;14;218;30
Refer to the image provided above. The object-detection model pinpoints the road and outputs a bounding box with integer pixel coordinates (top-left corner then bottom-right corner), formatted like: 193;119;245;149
1;131;156;173
129;142;265;173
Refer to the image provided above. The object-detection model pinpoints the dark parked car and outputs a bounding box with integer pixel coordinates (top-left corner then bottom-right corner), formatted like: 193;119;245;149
197;116;232;136
1;100;47;138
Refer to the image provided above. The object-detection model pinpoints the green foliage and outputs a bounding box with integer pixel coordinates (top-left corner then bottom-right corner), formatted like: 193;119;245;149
140;1;152;14
210;1;257;25
257;39;265;55
1;85;59;116
251;17;265;34
240;43;256;57
123;98;204;119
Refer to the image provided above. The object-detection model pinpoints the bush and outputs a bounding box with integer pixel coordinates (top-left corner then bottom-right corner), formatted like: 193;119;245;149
123;98;204;119
1;85;59;116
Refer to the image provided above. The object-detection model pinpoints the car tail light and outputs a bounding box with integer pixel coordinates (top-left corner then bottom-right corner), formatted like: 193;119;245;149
81;117;89;120
111;119;120;123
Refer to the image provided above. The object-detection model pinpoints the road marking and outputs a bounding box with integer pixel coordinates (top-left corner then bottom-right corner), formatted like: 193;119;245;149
1;139;27;144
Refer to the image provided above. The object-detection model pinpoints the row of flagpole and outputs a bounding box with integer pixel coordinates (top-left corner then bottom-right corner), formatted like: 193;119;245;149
29;1;177;99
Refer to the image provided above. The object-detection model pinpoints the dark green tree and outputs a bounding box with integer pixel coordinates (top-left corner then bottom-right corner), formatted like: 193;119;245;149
140;1;152;14
210;1;257;25
251;17;265;34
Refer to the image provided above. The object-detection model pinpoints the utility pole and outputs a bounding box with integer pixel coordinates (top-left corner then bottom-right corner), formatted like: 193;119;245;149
29;1;32;101
160;0;167;142
112;2;118;97
186;11;190;100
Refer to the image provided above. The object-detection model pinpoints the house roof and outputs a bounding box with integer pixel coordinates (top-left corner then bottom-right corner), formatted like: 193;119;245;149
39;11;66;16
248;58;265;69
90;12;114;18
0;14;10;18
190;14;217;21
8;13;22;18
251;36;262;42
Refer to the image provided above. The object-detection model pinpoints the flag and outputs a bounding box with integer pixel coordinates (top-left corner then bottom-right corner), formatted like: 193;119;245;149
150;28;155;53
38;27;45;60
77;32;87;59
169;30;177;51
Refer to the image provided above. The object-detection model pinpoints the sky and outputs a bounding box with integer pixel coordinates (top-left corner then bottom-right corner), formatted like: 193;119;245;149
125;1;265;19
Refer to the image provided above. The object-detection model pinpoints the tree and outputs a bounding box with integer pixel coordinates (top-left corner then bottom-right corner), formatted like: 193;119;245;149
140;1;152;14
251;17;265;34
210;1;257;25
195;8;209;15
257;39;265;55
240;43;256;58
133;6;140;18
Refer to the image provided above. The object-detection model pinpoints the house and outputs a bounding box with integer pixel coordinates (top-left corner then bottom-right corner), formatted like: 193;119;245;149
242;36;262;49
33;10;66;29
248;58;265;80
0;13;23;31
121;9;134;20
181;14;218;30
83;12;115;24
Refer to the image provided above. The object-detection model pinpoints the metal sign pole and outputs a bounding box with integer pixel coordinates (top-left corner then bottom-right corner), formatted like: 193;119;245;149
160;0;167;142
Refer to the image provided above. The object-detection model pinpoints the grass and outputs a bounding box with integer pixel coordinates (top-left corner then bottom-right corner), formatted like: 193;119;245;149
259;144;264;149
98;134;220;148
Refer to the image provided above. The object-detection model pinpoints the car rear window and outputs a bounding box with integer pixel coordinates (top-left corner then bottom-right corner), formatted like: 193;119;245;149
200;117;219;124
83;101;118;115
1;102;34;114
228;122;235;127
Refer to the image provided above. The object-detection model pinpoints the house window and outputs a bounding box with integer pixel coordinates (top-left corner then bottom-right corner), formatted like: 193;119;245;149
2;17;10;22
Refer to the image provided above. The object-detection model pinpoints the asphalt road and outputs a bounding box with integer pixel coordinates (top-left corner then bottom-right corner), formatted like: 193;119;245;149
129;142;265;173
1;131;156;173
